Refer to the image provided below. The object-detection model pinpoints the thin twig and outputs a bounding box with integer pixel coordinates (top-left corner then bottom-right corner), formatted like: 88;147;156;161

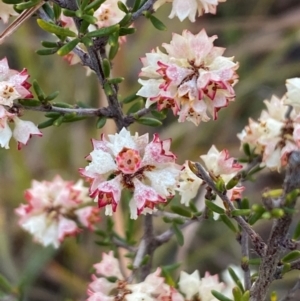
194;162;267;257
250;151;300;301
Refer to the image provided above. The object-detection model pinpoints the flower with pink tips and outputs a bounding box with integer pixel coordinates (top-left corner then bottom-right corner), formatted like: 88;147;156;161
80;128;180;219
154;0;226;22
15;176;99;248
238;93;300;171
137;29;238;126
0;57;41;149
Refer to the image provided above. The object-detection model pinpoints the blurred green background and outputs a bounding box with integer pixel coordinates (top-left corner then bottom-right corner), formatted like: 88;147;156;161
1;0;300;300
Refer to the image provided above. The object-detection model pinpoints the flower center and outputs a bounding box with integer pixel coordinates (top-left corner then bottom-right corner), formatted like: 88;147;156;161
0;82;20;106
116;147;142;174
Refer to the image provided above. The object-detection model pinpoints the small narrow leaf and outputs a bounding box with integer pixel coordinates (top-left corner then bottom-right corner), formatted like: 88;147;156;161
219;215;237;233
248;258;261;265
205;200;225;214
53;3;62;19
170;205;192;218
57;38;80;56
108;77;124;84
119;27;136;36
102;59;111;78
84;0;105;11
119;13;132;27
36;48;58;55
3;0;22;4
96;116;107;129
62;9;77;17
136;117;162;127
0;274;13;293
117;1;128;13
81;14;97;24
242;143;251;157
149;15;167;31
228;267;244;293
231;209;251;217
211;290;233;301
232;286;243;301
15;0;40;10
45;91;59;101
41;41;58;48
132;0;141;11
44;112;61;118
172;222;184;246
293;220;300;240
122;93;139;104
37;19;77;37
281;250;300;263
241;291;250;301
151;110;167;120
140;254;150;266
109;42;120;60
38;119;55;129
226;176;240;190
18;99;41;106
53;115;65;126
86;24;120;38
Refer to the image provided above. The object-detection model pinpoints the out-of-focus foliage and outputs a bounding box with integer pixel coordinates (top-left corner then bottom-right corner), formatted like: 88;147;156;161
0;0;300;300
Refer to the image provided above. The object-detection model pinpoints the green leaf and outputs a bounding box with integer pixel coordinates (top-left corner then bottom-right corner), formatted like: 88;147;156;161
107;77;124;84
80;20;91;34
248;207;265;225
44;112;61;118
232;286;243;301
81;14;97;24
281;250;300;263
122;93;139;104
241;291;250;301
3;0;22;4
242;143;251;157
136;117;162;127
117;1;128;13
248;258;261;265
0;274;13;293
163;217;172;223
228;267;244;293
151;110;167;120
53;3;62;20
96;116;107;129
172;217;185;225
140;254;150;266
52;102;73;108
219;215;237;233
109;42;120;60
53;115;65;126
132;0;141;11
231;209;251;217
161;267;175;286
226;176;240;190
62;9;77;17
170;205;192;218
172;222;184;246
149;15;167;31
38;119;55;129
84;0;105;11
37;19;77;37
240;198;250;209
45;91;59;101
15;0;40;10
293;220;300;240
18;99;41;106
119;27;136;36
102;58;111;78
127;101;143;115
80;0;90;10
271;208;284;218
36;48;58;55
41;40;58;48
86;24;120;38
103;83;114;96
211;290;233;301
57;38;80;56
44;3;55;19
189;201;199;213
205;200;225;214
119;13;132;27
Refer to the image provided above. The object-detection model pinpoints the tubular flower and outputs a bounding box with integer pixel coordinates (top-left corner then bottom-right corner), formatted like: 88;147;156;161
154;0;226;22
137;29;238;126
238;94;300;171
0;2;18;24
15;176;99;248
0;57;41;149
80;128;180;219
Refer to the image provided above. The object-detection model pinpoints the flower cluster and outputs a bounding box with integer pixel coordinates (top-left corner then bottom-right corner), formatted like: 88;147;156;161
0;57;41;149
15;176;99;248
80;128;180;219
238;81;300;170
154;0;226;22
178;145;243;206
137;29;238;126
0;2;18;24
87;251;225;301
